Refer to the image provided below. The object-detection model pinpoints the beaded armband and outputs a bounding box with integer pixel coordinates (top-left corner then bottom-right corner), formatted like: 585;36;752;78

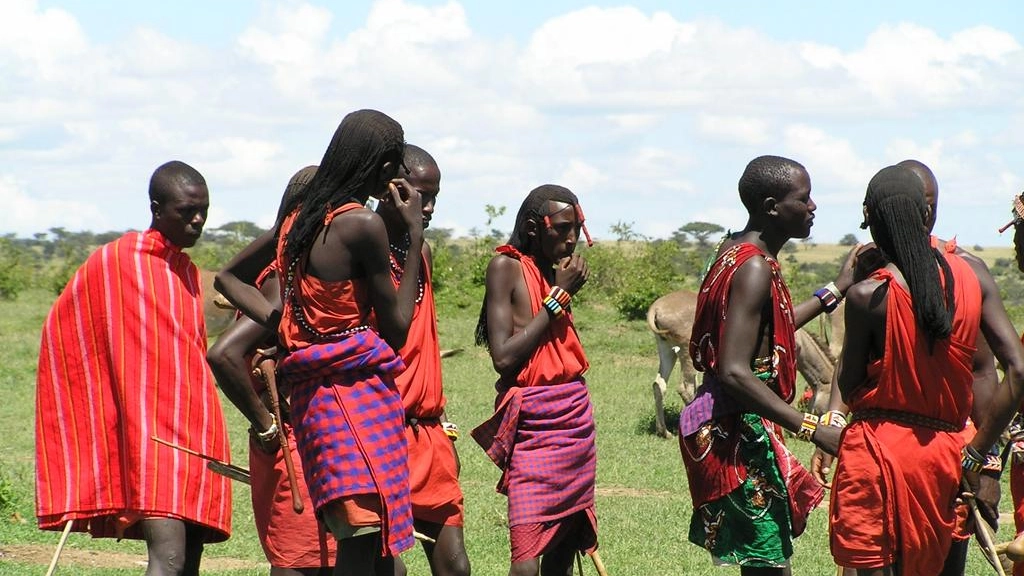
962;445;986;474
797;413;819;442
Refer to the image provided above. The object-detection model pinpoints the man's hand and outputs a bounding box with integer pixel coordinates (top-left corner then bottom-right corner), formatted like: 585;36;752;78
811;448;835;486
975;472;1001;529
811;424;841;457
387;179;424;233
554;254;589;296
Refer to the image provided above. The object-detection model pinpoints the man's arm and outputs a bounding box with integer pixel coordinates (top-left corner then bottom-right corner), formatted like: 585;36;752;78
207;277;279;441
481;255;550;379
966;257;1024;453
482;253;589;379
792;244;861;328
718;258;840;454
215;229;280;329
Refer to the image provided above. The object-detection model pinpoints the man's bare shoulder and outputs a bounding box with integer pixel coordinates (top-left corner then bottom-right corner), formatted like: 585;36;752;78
327;206;384;242
486;252;522;277
845;276;887;312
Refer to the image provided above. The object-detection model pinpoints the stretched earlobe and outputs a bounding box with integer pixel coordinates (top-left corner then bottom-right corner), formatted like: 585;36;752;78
859;205;870;230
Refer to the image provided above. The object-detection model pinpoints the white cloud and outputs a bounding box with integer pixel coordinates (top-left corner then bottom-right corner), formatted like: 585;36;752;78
0;174;106;234
696;114;771;146
2;1;1023;247
0;0;89;80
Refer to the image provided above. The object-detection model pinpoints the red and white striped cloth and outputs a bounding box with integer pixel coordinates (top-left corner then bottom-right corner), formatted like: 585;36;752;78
36;229;231;542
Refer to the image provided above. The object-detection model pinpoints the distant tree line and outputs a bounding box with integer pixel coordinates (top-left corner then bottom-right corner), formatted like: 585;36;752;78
6;217;1023;327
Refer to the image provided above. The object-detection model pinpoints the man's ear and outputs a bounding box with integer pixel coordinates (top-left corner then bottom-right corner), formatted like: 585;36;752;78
762;197;778;216
150;200;161;217
859;205;870;230
525;218;539;238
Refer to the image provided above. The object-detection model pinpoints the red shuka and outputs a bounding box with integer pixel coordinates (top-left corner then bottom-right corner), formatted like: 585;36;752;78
831;245;981;575
392;255;465;525
36;229;231;541
472;244;597;562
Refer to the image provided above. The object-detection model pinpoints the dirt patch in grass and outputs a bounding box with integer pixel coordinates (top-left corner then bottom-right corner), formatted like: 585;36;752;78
0;544;263;571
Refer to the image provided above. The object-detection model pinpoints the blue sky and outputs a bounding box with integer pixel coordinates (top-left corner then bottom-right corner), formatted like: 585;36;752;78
4;0;1024;247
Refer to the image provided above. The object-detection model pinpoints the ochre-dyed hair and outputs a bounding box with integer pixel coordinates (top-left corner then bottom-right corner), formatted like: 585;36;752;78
280;109;405;261
864;165;954;346
149;160;206;204
474;184;581;348
737;155;805;214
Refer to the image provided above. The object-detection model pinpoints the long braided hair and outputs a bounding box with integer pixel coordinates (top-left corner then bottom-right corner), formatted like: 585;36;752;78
279;109;405;262
475;184;581;348
863;165;954;347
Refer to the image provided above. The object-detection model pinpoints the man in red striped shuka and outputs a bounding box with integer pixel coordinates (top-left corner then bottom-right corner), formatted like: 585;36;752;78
36;161;232;576
472;184;596;576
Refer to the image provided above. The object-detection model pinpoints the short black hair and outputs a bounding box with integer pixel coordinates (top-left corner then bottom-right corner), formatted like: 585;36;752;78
737;155;805;213
149;160;206;204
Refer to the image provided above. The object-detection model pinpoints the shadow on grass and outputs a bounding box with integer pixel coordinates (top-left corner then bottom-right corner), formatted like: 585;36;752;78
634;404;682;437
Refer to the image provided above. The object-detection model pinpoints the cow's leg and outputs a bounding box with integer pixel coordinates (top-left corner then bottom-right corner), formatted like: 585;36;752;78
653;337;676;438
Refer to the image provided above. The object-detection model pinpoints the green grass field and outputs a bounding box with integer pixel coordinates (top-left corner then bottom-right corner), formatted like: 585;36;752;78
0;257;1012;575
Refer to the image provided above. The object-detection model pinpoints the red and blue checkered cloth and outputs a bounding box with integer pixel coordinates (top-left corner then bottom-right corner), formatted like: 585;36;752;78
278;330;414;556
472;380;596;526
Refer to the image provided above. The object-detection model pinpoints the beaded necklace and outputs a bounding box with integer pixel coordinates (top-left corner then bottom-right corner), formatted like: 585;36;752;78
284;256;369;340
388;235;424;303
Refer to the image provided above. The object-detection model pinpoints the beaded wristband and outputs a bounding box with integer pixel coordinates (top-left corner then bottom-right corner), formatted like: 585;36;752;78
549;286;571;309
814;286;840;313
819;409;848;428
824;281;843;301
442;421;460;441
962;445;986;473
253;413;279;442
543;295;565;318
797;413;819;442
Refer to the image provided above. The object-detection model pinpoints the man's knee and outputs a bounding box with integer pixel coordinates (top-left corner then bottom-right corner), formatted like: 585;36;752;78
430;525;470;576
141;518;203;576
509;559;539;576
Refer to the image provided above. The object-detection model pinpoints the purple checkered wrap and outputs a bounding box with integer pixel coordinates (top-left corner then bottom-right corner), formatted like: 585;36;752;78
472;380;596;526
277;330;414;556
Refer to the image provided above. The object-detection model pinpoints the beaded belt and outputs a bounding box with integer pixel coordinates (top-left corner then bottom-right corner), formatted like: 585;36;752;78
406;416;440;431
850;408;961;433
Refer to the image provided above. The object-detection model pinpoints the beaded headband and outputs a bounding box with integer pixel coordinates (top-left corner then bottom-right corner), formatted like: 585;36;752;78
542;203;594;247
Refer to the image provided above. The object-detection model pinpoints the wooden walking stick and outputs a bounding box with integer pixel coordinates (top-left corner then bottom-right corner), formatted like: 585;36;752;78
44;519;73;576
588;550;609;576
963;478;1007;576
253;348;304;514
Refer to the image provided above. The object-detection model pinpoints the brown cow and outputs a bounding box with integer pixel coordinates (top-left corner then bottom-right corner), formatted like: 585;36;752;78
646;290;844;437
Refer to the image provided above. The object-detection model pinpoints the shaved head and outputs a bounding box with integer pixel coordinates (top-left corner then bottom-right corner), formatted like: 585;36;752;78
149;160;206;205
897;159;938;231
403;143;438;175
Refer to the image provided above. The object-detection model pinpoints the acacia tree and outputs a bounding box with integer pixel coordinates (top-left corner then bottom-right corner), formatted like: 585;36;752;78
677;221;725;248
838;233;859;246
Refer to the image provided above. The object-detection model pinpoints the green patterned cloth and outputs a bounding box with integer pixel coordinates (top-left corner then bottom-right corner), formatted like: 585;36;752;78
687;412;792;568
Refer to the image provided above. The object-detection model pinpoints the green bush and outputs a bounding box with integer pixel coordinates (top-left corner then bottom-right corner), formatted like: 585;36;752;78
0;236;32;300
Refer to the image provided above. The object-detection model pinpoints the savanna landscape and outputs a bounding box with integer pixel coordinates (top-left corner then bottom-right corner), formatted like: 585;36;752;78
2;224;1022;575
